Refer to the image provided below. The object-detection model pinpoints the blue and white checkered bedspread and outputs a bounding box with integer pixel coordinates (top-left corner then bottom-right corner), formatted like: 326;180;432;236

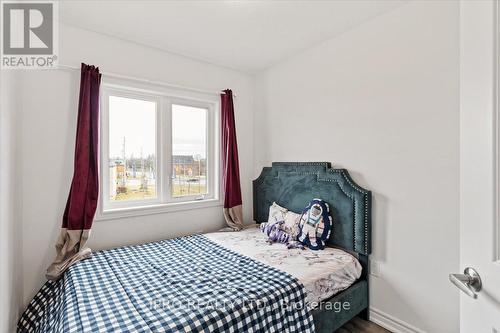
18;235;315;332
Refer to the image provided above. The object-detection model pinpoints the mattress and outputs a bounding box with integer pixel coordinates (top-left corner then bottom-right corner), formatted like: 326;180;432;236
205;226;362;307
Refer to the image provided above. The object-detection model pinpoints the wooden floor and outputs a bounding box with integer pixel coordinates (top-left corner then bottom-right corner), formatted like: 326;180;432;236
336;317;391;333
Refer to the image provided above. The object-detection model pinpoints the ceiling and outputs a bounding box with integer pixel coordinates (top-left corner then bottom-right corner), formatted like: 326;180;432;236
60;0;404;73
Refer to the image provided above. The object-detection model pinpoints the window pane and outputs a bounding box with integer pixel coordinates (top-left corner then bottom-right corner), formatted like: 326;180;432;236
108;96;156;202
171;104;207;198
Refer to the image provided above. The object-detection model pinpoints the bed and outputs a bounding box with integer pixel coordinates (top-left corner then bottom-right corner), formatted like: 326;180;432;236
252;162;372;332
18;162;371;333
205;228;362;308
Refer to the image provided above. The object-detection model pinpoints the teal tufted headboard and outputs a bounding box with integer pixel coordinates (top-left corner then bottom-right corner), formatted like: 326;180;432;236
253;162;371;256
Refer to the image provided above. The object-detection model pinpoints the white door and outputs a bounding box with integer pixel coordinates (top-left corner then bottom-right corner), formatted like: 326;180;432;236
458;1;500;331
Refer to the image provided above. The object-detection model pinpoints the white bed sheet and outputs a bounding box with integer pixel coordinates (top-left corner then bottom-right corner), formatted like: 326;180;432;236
205;226;362;306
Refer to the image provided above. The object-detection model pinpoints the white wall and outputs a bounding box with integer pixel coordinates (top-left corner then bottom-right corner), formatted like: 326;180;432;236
16;23;255;309
254;1;459;332
0;72;22;332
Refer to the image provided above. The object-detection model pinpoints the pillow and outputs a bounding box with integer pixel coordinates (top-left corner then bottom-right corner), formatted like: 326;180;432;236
267;202;287;224
262;202;301;243
260;220;293;244
297;198;332;250
283;210;301;238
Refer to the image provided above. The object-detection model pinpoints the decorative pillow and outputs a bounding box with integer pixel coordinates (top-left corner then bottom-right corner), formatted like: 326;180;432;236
267;202;287;224
283;210;301;238
297;198;332;250
260;221;293;244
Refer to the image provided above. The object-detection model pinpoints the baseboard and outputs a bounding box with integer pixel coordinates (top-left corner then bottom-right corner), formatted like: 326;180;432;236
369;308;427;333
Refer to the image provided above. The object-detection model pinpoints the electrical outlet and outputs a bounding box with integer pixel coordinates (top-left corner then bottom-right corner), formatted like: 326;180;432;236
370;260;381;277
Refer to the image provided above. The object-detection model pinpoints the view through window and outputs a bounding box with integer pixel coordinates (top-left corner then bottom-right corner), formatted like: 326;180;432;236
108;96;157;202
171;104;208;198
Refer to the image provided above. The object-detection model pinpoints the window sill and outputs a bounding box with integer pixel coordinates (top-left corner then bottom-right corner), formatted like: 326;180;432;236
94;198;223;222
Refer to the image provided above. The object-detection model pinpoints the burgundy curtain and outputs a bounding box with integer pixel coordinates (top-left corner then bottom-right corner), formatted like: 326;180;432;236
221;89;244;230
46;63;101;280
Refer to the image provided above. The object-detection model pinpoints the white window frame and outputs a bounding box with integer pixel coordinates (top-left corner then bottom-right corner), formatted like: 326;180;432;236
96;81;221;221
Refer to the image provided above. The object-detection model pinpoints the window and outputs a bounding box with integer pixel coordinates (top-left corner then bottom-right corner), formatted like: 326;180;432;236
171;104;208;200
100;84;220;217
108;96;157;202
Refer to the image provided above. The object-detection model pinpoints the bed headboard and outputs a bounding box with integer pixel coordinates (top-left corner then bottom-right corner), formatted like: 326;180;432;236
253;162;371;256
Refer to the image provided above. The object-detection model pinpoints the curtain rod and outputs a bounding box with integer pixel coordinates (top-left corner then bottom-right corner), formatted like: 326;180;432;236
56;64;235;97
